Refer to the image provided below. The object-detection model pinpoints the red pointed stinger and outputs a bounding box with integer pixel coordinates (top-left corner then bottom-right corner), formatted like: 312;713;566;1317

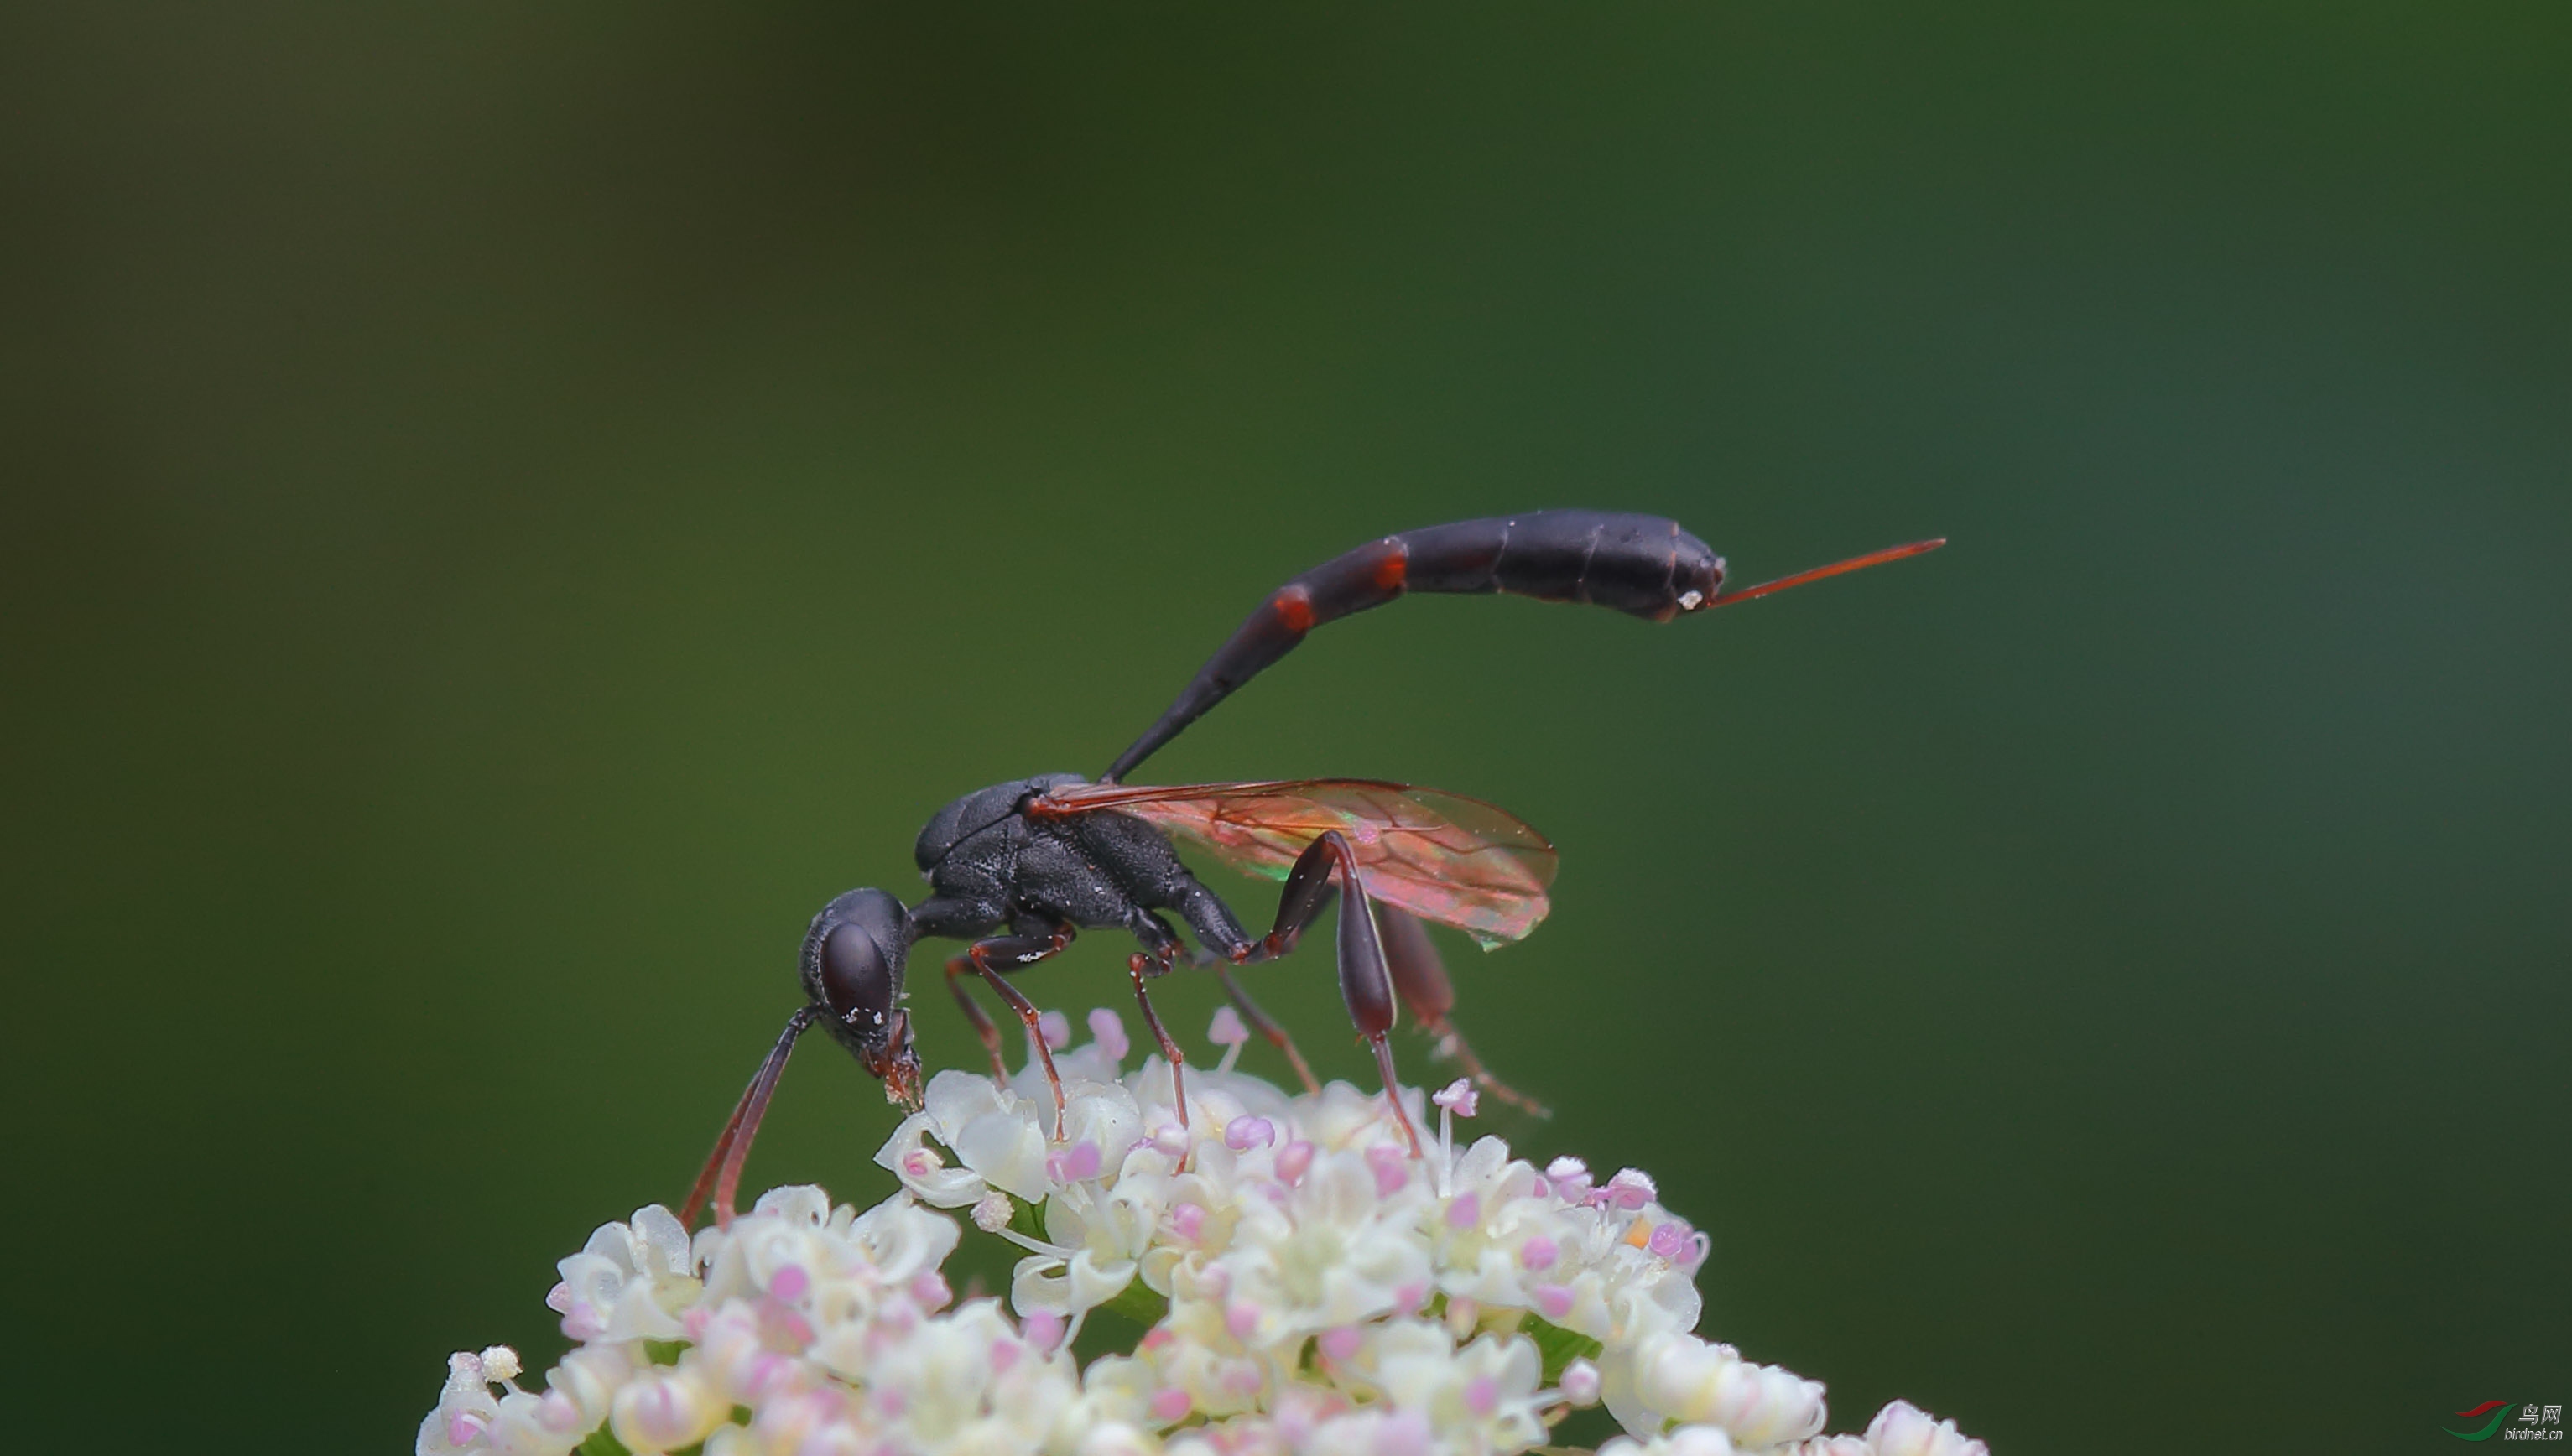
1706;538;1946;608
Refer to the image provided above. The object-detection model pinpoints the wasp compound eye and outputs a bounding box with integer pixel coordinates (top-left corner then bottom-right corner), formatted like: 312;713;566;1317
819;922;895;1037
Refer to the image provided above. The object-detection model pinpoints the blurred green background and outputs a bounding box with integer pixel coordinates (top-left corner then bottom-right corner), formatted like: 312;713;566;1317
4;6;2566;1452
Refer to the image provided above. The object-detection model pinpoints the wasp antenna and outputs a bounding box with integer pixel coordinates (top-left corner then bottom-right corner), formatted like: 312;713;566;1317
1706;538;1946;608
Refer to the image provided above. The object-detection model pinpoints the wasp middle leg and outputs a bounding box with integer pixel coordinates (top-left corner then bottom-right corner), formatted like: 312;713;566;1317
1122;910;1199;1138
939;920;1078;1137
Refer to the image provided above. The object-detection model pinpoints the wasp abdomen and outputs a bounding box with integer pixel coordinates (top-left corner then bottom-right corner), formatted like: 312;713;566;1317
1103;511;1721;781
1393;510;1721;619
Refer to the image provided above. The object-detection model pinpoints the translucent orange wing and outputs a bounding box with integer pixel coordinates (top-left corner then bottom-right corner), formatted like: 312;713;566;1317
1028;779;1557;945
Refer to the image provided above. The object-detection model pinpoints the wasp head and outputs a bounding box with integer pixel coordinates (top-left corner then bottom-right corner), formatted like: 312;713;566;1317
803;888;923;1112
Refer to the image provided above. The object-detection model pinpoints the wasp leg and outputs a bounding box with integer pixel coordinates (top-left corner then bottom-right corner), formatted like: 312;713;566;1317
682;1006;822;1230
1126;943;1191;1144
951;924;1077;1139
1154;879;1321;1091
1418;1015;1548;1118
1377;904;1548;1117
1267;830;1423;1157
1212;964;1321;1095
942;954;1010;1084
1118;913;1197;1139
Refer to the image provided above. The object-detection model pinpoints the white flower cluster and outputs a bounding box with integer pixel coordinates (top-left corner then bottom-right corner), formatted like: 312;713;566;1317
422;1008;1987;1456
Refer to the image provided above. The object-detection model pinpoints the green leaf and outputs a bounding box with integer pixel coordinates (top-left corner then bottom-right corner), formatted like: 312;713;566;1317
1101;1274;1170;1327
1526;1315;1604;1386
642;1338;690;1366
575;1427;633;1456
1007;1194;1049;1244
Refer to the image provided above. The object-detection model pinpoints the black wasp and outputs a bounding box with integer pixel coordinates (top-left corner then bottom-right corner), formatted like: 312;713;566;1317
683;510;1940;1225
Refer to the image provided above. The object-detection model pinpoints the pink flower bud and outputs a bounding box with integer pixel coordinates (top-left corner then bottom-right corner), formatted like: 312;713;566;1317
1377;1408;1433;1456
1275;1139;1315;1185
1088;1008;1131;1061
1023;1308;1065;1353
1367;1145;1410;1196
1545;1156;1592;1203
1432;1078;1479;1117
1045;1140;1102;1183
1605;1167;1657;1209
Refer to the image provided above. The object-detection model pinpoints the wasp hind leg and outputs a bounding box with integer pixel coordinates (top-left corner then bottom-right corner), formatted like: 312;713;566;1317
1377;904;1549;1118
1212;965;1321;1095
1265;830;1423;1157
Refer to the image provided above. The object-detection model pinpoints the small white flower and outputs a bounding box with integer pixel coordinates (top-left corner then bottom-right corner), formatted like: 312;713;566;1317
424;1007;1989;1456
611;1366;727;1453
1598;1426;1738;1456
1865;1398;1991;1456
877;1118;986;1208
415;1352;500;1456
1009;1191;1149;1317
1609;1330;1828;1448
545;1204;695;1342
1210;1144;1436;1346
1364;1320;1547;1455
1765;1437;1878;1456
